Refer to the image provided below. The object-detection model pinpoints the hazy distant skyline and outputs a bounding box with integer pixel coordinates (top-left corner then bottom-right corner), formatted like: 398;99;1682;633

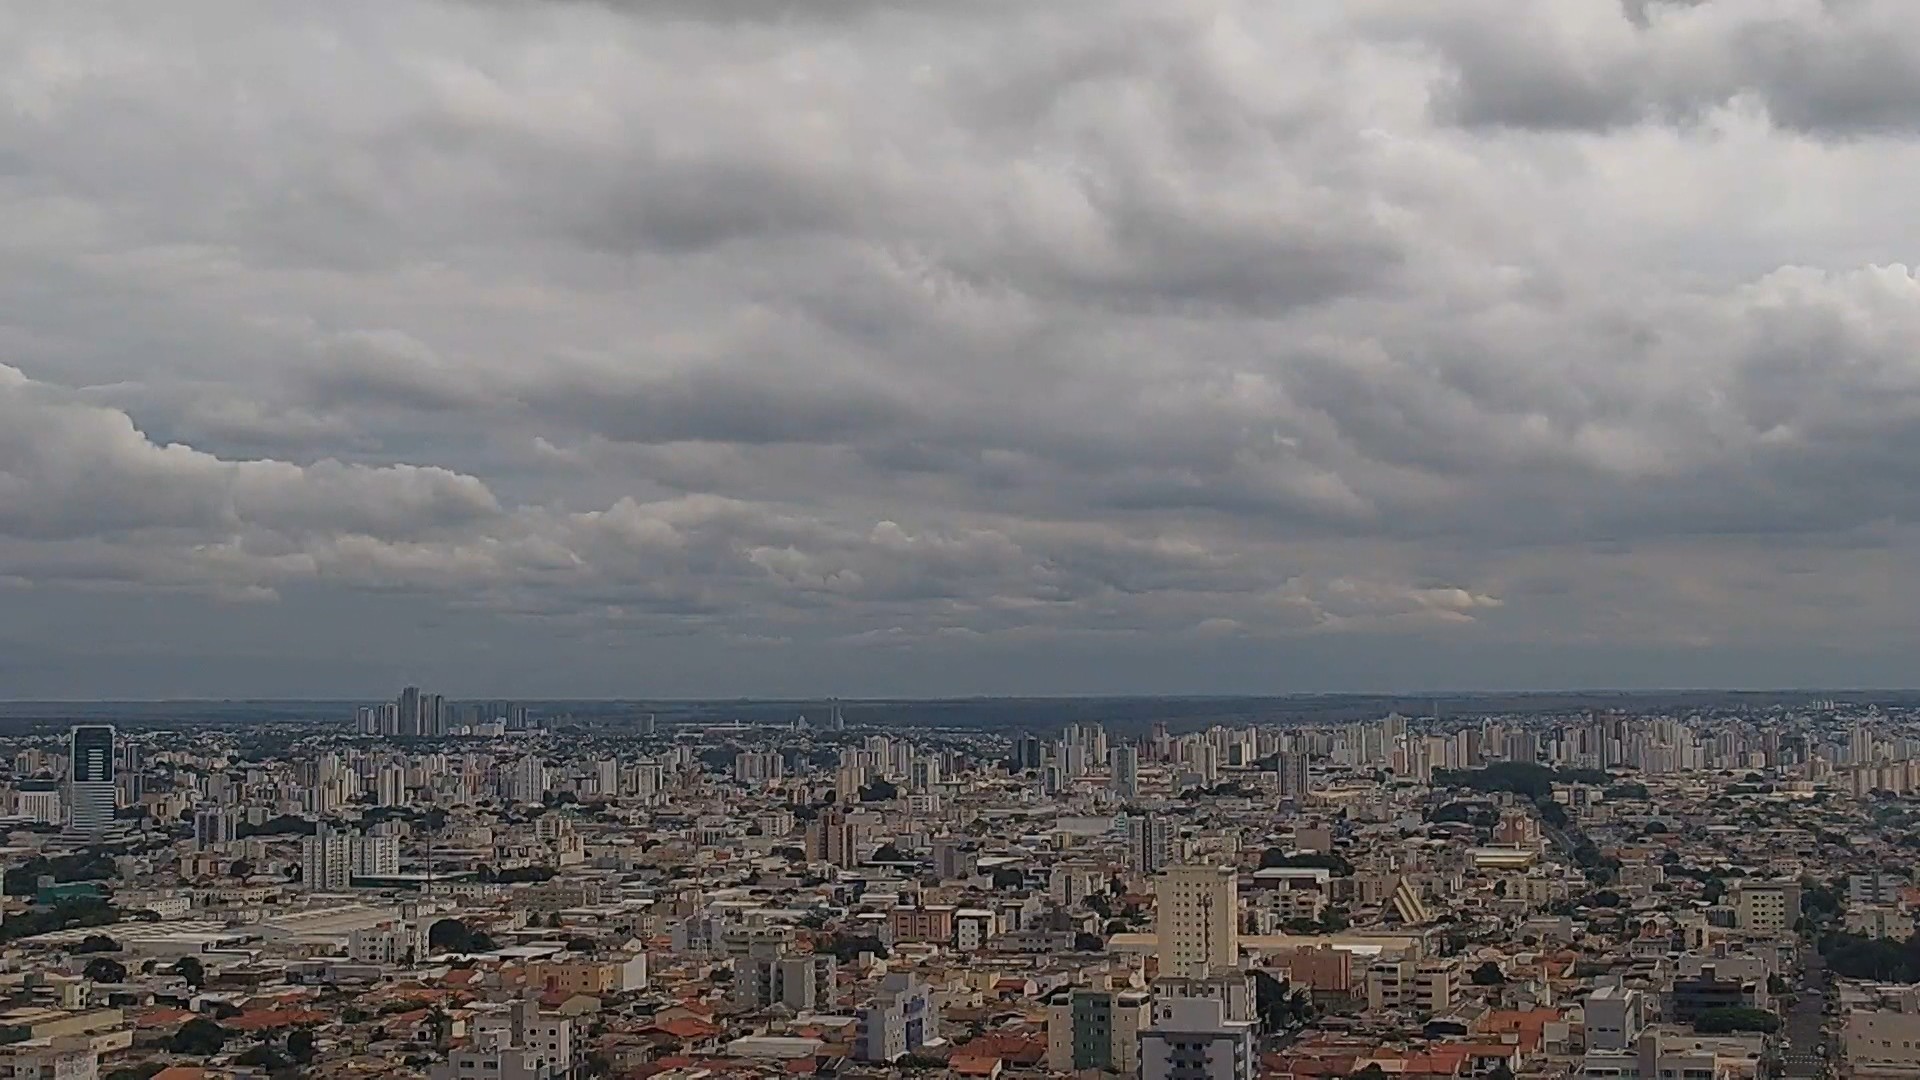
8;0;1920;697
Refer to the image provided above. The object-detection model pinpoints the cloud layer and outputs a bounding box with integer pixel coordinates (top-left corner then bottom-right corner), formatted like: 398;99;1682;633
5;0;1920;695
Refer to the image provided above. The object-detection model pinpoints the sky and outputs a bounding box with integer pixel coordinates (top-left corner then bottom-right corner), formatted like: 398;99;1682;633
6;0;1920;698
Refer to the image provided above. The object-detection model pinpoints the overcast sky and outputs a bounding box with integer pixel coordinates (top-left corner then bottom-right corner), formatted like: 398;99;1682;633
7;0;1920;698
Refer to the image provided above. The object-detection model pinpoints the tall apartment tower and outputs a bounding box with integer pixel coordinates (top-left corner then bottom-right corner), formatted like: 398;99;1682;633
1110;745;1140;801
1129;813;1171;876
301;824;353;891
1276;751;1310;800
67;726;117;837
1155;864;1240;980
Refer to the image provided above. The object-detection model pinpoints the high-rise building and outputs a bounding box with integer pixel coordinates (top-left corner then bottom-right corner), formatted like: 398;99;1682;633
1015;735;1045;773
194;807;237;850
375;765;407;807
301;824;353;890
351;832;401;877
1276;751;1310;800
67;726;116;837
807;807;856;869
1110;745;1140;801
733;752;783;784
1155;864;1239;980
909;756;942;792
1129;813;1171;876
734;942;838;1012
398;686;421;735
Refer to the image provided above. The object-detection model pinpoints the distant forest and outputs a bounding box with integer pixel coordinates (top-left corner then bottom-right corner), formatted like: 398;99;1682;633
0;689;1903;736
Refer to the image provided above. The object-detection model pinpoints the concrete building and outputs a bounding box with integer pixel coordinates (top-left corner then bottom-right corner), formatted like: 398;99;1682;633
1586;984;1647;1052
0;1036;99;1080
1131;814;1172;877
1583;1030;1765;1080
1852;873;1909;907
954;909;994;952
1276;752;1310;800
1047;987;1151;1076
806;808;856;869
1273;944;1355;995
193;807;236;850
1732;880;1802;934
66;726;116;838
1156;864;1239;980
1846;1007;1920;1080
301;824;352;891
1140;994;1256;1080
430;1001;571;1080
889;904;955;945
1849;906;1916;940
1111;745;1140;801
857;973;938;1062
735;945;836;1012
1366;957;1458;1014
1667;964;1766;1023
351;833;401;877
450;1000;573;1079
348;921;422;966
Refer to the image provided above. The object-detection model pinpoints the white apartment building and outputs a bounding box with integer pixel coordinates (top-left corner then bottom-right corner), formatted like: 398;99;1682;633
1140;995;1256;1080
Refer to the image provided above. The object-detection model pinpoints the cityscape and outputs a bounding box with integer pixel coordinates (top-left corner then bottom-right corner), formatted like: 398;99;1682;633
0;694;1911;1079
12;0;1920;1079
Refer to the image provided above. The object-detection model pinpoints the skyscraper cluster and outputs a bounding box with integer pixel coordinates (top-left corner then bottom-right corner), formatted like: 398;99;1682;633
356;689;533;737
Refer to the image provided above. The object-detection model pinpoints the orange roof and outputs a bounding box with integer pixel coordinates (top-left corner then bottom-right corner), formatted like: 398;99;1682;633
652;1017;720;1039
229;1008;328;1032
1478;1008;1559;1052
135;1008;196;1029
951;1054;1003;1076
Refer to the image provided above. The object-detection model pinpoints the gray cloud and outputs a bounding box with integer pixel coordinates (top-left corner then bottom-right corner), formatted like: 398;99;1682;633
4;0;1920;695
1374;0;1920;135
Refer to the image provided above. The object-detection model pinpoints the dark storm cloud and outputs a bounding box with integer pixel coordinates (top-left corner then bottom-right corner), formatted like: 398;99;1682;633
7;0;1920;695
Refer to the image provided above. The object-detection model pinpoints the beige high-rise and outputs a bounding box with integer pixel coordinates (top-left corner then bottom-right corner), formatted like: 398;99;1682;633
1155;863;1239;979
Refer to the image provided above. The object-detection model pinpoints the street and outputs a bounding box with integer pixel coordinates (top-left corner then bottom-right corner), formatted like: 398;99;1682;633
1782;947;1829;1079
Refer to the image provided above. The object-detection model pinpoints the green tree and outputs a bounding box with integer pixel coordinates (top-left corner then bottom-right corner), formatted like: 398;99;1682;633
1470;961;1506;986
1693;1007;1781;1035
427;918;496;954
169;1018;227;1056
83;957;127;983
287;1028;317;1063
173;956;205;988
233;1044;288;1070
